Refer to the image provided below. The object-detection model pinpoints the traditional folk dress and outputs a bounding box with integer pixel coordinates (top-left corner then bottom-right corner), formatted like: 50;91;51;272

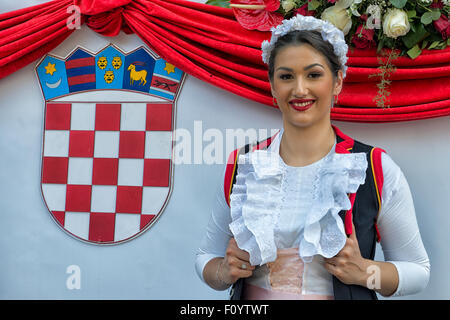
195;126;430;300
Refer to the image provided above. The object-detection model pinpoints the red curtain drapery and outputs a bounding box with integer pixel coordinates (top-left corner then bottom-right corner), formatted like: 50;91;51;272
1;0;449;123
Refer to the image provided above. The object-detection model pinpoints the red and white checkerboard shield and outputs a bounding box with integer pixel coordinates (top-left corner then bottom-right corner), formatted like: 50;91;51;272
40;91;175;244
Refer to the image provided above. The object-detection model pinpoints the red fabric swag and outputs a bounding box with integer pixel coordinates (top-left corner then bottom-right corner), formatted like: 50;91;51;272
0;0;449;123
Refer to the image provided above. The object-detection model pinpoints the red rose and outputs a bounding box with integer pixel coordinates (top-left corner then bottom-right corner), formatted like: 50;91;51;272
430;0;444;9
433;14;450;40
351;24;376;49
294;3;315;16
327;0;337;3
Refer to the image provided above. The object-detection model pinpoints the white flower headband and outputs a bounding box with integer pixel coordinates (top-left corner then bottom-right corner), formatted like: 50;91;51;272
261;15;349;78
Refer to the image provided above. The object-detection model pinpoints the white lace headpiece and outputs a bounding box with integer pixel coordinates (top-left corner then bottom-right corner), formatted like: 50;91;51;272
261;15;348;78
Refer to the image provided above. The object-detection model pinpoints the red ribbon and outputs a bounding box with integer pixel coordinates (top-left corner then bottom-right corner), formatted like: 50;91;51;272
75;0;133;36
74;0;132;15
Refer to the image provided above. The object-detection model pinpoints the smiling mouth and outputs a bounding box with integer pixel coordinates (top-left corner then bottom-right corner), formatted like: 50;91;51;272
289;100;315;111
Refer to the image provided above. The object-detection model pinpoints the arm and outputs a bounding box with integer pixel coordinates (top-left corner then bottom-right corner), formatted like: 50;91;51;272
195;172;254;291
324;153;430;297
374;153;430;297
203;238;255;291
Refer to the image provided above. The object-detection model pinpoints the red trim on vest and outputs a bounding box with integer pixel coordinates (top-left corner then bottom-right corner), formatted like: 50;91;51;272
333;125;355;152
251;131;279;152
224;148;240;207
375;223;382;244
345;194;356;235
333;125;357;237
371;147;386;243
372;147;385;201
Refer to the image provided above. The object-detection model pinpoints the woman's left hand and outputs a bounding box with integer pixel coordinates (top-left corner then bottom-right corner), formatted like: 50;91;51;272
323;221;370;286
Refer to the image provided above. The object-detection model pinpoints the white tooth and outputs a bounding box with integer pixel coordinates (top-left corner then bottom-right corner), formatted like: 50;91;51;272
293;101;313;107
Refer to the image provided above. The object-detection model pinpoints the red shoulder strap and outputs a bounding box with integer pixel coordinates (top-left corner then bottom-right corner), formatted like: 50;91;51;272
224;147;242;207
334;125;356;236
223;131;280;207
371;147;386;243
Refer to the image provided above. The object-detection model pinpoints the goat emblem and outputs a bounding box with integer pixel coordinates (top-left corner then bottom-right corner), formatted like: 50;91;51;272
127;62;147;86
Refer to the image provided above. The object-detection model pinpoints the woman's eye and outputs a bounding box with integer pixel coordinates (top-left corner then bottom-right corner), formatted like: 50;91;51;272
309;73;322;78
279;74;292;80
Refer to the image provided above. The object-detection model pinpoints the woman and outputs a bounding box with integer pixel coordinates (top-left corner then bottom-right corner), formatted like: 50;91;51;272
195;15;430;300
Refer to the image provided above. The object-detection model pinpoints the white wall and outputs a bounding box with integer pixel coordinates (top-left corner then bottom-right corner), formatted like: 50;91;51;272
0;2;448;299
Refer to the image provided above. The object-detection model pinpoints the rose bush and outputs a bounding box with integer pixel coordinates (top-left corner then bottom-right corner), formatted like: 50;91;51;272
210;0;450;59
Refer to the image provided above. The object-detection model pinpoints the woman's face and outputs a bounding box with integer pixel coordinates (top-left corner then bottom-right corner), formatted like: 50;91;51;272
270;43;343;129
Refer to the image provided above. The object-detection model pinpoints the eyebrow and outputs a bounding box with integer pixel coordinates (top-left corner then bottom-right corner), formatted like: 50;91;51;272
276;63;325;72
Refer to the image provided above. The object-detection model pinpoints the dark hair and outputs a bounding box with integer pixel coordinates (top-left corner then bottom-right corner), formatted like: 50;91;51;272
268;30;342;82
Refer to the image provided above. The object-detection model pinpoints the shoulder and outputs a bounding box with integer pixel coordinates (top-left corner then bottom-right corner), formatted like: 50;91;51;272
380;152;405;204
380;152;402;183
351;139;404;202
223;131;282;206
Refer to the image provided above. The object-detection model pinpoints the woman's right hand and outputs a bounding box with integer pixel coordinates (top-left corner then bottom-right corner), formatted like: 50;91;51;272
219;238;255;284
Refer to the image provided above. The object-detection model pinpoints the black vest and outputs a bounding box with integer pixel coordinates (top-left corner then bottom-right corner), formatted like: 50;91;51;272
226;127;383;300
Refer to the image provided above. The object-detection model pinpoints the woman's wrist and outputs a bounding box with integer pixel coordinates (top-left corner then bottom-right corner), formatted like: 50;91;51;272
356;258;373;287
215;258;232;289
356;259;399;297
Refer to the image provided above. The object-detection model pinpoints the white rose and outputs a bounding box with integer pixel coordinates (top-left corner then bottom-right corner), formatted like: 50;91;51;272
321;5;352;35
281;0;296;12
383;9;411;39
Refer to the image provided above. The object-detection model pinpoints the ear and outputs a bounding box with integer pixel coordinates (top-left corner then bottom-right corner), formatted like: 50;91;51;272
333;69;344;96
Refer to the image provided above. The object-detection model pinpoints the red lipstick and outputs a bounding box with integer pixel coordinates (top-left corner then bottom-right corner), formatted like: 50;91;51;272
289;99;315;112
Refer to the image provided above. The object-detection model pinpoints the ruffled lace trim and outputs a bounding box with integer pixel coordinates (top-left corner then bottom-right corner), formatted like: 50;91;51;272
229;151;284;266
300;151;367;262
229;142;368;265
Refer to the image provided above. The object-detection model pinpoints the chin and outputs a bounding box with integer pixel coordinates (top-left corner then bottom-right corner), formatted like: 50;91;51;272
285;111;330;130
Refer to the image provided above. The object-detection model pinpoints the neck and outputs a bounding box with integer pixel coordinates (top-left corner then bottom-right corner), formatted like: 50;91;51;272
279;120;336;167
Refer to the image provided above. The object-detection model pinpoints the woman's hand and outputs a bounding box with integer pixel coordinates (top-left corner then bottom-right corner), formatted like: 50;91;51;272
323;221;370;287
219;238;255;285
323;221;400;296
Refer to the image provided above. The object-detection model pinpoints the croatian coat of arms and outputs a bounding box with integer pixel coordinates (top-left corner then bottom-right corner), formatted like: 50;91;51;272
36;44;185;244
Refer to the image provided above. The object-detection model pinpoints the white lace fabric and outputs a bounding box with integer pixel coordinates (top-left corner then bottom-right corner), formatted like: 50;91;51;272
229;131;368;265
261;15;349;78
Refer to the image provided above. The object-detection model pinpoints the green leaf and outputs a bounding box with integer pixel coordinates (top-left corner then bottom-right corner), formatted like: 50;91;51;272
431;9;441;21
308;0;321;11
428;41;441;49
407;10;417;19
421;40;428;49
407;45;422;59
402;23;429;48
389;0;407;9
421;12;433;25
205;0;230;8
447;38;450;46
377;37;386;53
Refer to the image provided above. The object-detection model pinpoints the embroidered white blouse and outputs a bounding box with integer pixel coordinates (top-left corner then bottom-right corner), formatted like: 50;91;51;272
195;129;430;297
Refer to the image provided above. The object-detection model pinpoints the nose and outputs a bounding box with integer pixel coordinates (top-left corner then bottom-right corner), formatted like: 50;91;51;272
293;78;308;96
